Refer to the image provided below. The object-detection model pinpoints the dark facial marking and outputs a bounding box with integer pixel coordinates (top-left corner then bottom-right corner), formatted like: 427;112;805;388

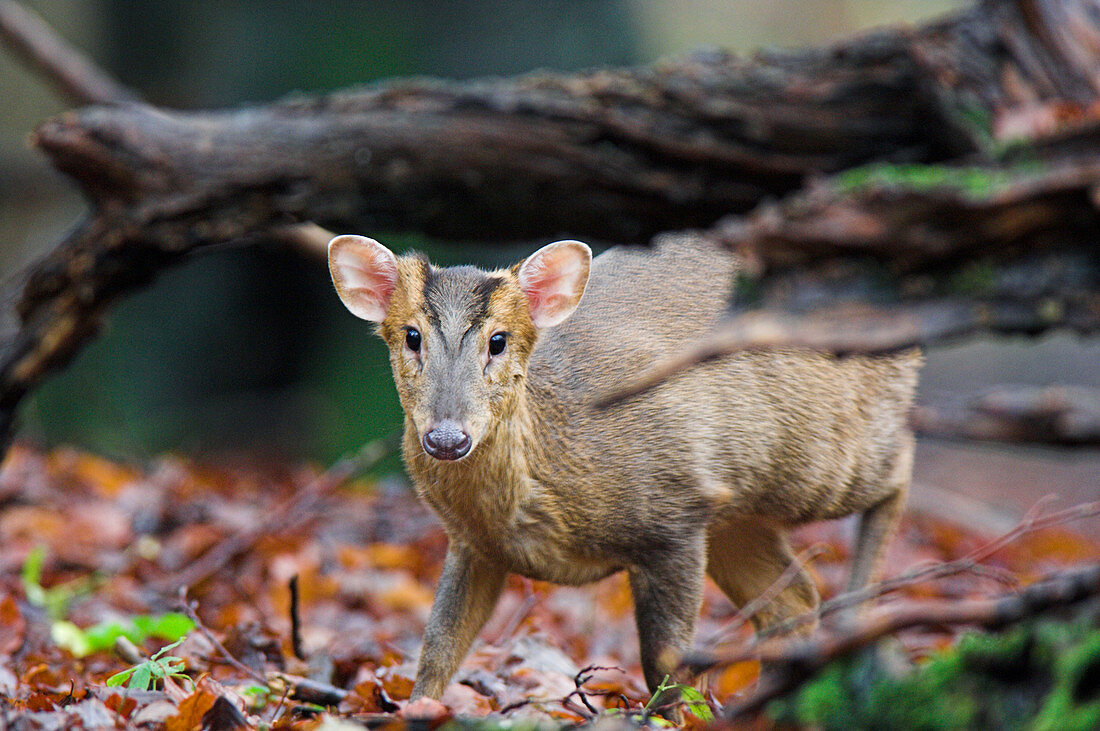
420;266;506;336
471;276;506;327
416;255;441;330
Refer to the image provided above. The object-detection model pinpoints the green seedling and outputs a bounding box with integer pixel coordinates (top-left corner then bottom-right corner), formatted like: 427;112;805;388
21;545;99;620
241;684;273;710
51;612;194;657
22;544;194;657
604;675;715;725
106;638;193;691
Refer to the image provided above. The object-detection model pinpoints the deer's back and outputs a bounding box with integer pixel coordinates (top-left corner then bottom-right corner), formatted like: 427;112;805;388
529;235;920;536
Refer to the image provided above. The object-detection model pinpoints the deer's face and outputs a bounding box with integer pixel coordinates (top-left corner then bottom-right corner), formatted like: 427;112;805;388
329;236;590;462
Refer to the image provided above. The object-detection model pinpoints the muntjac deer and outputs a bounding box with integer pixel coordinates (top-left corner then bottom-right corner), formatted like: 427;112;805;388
328;233;920;712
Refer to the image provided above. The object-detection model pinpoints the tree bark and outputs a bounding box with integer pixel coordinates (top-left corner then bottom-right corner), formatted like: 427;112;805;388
1;0;1099;449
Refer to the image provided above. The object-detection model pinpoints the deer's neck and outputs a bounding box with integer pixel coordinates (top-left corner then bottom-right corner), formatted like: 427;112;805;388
408;383;548;538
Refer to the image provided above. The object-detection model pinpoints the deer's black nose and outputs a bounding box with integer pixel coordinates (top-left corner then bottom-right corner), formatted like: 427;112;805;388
423;421;472;460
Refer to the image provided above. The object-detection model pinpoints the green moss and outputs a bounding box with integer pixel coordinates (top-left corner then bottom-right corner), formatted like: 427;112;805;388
831;162;1027;198
771;617;1100;731
946;261;997;296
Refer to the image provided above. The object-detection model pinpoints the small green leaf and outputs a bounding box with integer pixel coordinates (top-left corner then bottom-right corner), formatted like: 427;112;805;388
151;638;185;660
130;664;153;691
21;545;47;607
81;621;132;653
679;686;715;721
134;613;194;642
106;668;135;687
51;620;93;657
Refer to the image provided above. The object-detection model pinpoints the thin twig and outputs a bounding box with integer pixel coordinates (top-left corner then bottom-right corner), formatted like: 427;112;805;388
0;1;139;105
699;544;827;649
267;685;291;725
490;578;538;644
289;574;305;661
155;433;401;593
718;562;1100;719
269;673;348;706
757;499;1100;641
177;587;266;685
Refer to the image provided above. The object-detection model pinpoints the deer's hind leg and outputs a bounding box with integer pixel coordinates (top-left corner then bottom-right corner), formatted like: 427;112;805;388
848;439;913;595
706;518;819;634
848;484;907;594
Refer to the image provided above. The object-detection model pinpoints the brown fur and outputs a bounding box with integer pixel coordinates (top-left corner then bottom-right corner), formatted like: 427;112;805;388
346;234;921;704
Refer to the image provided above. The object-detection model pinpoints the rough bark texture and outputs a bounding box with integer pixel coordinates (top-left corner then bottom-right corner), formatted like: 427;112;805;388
600;135;1100;404
2;0;1100;449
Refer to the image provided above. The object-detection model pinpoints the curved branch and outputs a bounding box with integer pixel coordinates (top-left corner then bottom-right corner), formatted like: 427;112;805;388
2;0;1100;450
685;562;1100;720
0;1;138;105
600;137;1100;407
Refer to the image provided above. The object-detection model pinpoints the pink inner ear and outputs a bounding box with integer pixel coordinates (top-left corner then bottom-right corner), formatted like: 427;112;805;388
329;237;398;322
519;242;589;328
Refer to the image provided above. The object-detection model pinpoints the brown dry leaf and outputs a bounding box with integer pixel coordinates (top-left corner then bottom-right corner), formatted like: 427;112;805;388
102;692;139;719
337;671;391;714
377;665;416;701
47;449;141;497
339;543;424;574
596;573;634;619
371;571;435;614
441;682;494;716
1014;529;1100;564
0;593;26;655
400;696;449;721
0;506;67;546
165;685;220;731
200;695;250;731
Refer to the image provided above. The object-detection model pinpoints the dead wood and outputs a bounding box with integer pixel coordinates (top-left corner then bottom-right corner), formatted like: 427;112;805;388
683;562;1100;720
0;1;137;105
2;0;1100;452
600;142;1100;405
755;499;1100;641
913;384;1100;445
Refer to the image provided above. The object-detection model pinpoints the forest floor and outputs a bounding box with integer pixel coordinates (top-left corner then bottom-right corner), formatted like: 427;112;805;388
0;442;1097;729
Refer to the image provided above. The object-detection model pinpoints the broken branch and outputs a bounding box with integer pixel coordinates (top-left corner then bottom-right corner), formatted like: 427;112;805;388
688;562;1100;719
0;1;138;105
3;0;1100;455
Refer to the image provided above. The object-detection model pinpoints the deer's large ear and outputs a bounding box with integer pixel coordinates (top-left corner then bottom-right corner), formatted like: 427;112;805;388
516;240;591;329
328;235;399;322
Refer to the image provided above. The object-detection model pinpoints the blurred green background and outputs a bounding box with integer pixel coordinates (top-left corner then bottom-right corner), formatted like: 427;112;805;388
17;0;1087;469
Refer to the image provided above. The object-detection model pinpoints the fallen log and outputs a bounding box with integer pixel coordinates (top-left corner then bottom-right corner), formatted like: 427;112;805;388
2;0;1099;453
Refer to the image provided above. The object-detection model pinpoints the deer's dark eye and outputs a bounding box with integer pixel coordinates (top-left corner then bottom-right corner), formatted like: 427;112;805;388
405;327;421;352
488;332;507;357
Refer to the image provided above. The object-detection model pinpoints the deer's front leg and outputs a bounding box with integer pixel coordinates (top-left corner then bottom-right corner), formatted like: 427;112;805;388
628;534;706;717
411;543;506;700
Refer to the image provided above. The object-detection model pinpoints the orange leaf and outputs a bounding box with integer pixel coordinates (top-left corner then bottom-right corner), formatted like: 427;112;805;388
0;594;26;655
714;660;760;698
164;686;219;731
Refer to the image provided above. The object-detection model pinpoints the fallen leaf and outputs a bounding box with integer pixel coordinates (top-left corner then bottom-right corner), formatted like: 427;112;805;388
165;685;219;731
441;682;494;716
0;594;26;655
400;696;449;721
